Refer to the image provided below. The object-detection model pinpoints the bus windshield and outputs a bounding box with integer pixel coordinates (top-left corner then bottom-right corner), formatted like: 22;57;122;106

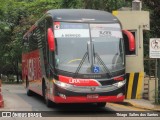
54;22;124;74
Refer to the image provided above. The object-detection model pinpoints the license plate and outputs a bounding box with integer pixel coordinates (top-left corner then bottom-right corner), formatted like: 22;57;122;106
87;94;99;99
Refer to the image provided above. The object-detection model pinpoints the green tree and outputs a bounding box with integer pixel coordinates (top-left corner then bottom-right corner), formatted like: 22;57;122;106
61;0;131;12
0;0;62;82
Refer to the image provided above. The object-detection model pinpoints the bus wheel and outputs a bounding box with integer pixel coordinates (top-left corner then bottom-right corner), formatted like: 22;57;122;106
96;102;106;107
26;78;32;96
42;82;52;107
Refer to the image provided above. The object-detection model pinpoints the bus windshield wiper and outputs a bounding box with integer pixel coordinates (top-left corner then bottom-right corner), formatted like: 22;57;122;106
92;43;113;78
74;52;88;77
94;53;113;78
74;43;90;77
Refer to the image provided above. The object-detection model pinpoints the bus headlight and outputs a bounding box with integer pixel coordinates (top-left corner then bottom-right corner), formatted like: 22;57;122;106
54;80;72;88
113;80;126;88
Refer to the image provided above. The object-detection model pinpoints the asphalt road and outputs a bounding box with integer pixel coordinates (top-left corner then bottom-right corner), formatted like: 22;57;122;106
0;84;159;120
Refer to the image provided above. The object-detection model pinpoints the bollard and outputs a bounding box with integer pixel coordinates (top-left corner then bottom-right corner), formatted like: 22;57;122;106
0;79;4;107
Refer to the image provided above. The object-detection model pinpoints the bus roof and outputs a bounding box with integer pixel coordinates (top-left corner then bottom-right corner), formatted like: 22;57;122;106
23;9;120;38
47;9;119;23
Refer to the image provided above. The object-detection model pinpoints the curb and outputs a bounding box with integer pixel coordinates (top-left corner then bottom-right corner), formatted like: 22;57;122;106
116;101;160;111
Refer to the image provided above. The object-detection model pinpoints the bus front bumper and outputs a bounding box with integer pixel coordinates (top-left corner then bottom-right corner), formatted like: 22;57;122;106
53;95;125;103
52;80;126;103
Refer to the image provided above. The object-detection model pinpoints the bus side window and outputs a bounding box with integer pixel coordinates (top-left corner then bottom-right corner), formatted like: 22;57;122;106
28;30;38;51
123;31;136;55
38;20;48;76
37;21;45;49
35;28;43;49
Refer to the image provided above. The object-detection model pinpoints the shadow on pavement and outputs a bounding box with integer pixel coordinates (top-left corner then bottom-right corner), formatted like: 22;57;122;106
17;91;116;116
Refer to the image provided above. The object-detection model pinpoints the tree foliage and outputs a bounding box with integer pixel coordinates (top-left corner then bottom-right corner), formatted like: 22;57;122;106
0;0;62;82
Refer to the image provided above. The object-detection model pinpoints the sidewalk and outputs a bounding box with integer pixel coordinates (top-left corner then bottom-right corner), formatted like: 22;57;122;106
121;99;160;111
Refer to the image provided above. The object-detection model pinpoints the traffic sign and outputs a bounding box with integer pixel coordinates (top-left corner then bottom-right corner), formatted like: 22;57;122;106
92;66;100;73
149;38;160;58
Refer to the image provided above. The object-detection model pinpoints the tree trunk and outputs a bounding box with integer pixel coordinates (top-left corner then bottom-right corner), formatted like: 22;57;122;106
16;59;19;83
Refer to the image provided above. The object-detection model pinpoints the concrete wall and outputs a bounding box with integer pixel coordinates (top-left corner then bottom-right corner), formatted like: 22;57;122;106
144;77;158;101
112;11;150;99
113;11;150;73
149;78;158;101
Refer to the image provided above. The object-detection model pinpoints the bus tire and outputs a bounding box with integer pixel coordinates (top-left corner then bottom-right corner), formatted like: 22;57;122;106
42;80;52;107
46;97;52;108
27;89;33;96
26;77;32;96
96;102;106;107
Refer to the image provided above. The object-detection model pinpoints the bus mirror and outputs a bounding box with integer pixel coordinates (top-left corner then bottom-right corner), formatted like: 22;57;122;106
48;28;55;51
122;30;135;51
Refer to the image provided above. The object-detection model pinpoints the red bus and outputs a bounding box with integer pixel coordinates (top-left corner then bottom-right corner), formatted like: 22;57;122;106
22;9;135;107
